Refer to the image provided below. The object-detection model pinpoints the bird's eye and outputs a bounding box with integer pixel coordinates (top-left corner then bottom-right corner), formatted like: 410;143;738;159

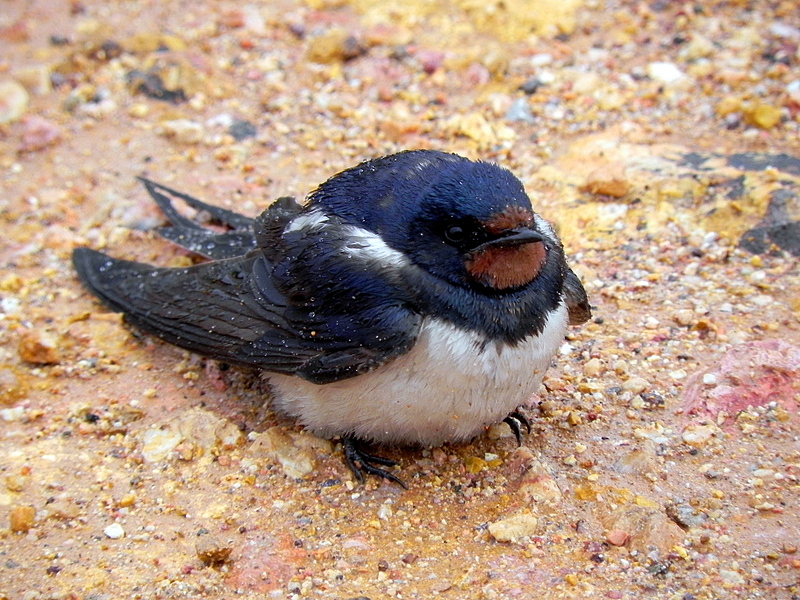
445;225;466;244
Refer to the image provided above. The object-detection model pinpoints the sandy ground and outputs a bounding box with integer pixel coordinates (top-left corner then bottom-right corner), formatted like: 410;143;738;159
1;1;799;599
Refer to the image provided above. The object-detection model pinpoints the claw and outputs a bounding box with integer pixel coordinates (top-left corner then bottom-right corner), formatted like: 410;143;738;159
343;437;407;488
503;409;531;446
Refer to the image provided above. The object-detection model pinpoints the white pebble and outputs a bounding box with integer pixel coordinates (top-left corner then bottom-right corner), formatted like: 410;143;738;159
647;62;686;86
702;373;718;386
104;523;125;539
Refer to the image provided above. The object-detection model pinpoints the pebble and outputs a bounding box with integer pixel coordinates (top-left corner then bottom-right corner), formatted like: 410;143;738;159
646;62;686;86
17;330;60;364
612;448;657;476
228;119;257;141
104;523;125;539
519;77;544;95
672;309;695;326
580;164;631;198
681;423;719;447
10;505;36;533
666;503;707;530
196;535;233;566
140;407;244;462
0;79;29;123
680;34;715;60
743;103;782;129
248;427;331;479
583;358;603;377
140;428;183;462
0;367;28;403
572;72;602;95
515;459;563;505
601;505;684;555
159;119;205;144
20;115;62;151
719;568;745;586
622;377;650;395
0;406;26;422
13;65;52;96
46;498;81;520
504;97;535;124
488;512;538;543
306;28;361;64
605;529;630;546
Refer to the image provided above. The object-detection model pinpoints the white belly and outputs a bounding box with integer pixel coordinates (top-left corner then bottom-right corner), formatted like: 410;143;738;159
267;303;569;446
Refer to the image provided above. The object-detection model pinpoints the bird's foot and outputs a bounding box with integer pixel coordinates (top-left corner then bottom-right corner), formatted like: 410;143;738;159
503;409;532;446
342;437;407;489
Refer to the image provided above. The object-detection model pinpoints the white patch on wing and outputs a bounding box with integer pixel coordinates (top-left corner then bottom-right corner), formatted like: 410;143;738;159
340;225;409;269
285;208;328;233
268;303;569;446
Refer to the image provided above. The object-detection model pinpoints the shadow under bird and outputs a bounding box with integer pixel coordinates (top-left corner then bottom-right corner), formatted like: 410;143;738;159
72;150;591;486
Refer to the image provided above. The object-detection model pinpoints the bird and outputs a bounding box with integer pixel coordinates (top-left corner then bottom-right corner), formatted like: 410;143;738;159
72;150;591;486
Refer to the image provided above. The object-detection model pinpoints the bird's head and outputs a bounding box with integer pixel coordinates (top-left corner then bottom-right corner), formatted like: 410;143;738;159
310;150;559;294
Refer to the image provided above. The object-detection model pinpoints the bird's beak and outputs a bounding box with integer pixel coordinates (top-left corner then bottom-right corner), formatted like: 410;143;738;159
471;227;544;253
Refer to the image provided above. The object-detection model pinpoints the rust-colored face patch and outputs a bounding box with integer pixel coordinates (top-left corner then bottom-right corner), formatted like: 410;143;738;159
466;241;546;290
483;206;534;234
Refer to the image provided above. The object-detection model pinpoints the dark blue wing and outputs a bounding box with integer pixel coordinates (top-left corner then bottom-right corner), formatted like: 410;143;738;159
73;197;421;383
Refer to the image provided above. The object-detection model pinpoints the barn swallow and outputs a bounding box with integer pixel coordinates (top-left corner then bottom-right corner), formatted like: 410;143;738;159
72;150;590;486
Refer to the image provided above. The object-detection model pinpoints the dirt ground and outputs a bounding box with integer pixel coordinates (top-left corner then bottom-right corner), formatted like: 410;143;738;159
1;1;799;599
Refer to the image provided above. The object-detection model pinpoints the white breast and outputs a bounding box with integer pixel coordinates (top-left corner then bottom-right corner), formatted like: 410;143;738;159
267;302;569;446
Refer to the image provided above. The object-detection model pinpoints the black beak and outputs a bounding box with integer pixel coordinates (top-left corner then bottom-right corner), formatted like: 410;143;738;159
471;228;545;253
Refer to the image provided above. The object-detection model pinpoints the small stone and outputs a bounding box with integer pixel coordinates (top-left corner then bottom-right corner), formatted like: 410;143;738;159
488;512;538;543
228;119;257;141
504;97;535;124
583;358;603;377
515;459;563;505
104;523;125;539
601;505;684;555
0;79;29;123
117;492;136;508
0;366;28;403
46;499;81;520
13;65;52;95
605;529;630;546
196;535;233;566
10;505;36;532
716;96;741;117
680;34;715;60
743;103;782;130
622;377;650;395
18;330;60;364
672;309;695;326
719;568;745;586
519;77;544;94
128;103;149;118
140;427;183;462
647;62;686;86
20;115;62;151
248;427;331;479
572;72;602;95
580;164;631;198
703;373;717;385
5;474;27;492
612;448;657;476
159;119;205;144
665;503;707;529
465;456;487;474
306;27;361;64
681;423;719;447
